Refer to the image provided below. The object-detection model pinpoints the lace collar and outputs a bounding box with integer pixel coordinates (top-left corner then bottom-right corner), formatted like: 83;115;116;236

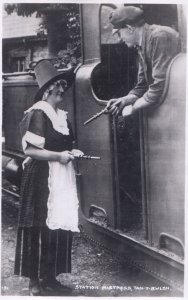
25;101;69;135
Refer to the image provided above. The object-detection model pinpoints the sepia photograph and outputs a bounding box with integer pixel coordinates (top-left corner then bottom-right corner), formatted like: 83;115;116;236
1;0;187;298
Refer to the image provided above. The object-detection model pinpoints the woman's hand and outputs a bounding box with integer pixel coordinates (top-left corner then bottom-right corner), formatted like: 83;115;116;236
58;150;75;164
70;149;84;157
24;146;75;164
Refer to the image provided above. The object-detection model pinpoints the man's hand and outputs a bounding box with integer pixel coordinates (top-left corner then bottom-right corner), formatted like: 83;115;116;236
106;98;124;116
121;97;152;117
122;105;135;117
107;94;138;116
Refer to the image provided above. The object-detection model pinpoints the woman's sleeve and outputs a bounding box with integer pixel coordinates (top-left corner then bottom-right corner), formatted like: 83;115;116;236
21;110;46;152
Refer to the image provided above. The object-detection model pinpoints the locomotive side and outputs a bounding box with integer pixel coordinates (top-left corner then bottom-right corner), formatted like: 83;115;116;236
75;3;186;291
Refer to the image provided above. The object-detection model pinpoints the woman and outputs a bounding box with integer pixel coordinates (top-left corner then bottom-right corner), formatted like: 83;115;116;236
14;60;83;296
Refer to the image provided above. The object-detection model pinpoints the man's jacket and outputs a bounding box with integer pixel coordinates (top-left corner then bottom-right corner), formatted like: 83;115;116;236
129;23;181;104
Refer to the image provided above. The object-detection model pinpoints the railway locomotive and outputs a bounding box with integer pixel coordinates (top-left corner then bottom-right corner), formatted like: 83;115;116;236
2;3;186;293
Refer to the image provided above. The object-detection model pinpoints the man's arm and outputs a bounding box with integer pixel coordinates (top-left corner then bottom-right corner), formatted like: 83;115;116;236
128;57;148;98
142;30;180;104
121;31;180;116
107;52;148;115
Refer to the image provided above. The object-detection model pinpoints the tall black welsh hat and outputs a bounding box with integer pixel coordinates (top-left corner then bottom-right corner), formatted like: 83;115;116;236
34;59;75;101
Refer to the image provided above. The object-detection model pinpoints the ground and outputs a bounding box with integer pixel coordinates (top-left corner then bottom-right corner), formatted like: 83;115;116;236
1;191;182;297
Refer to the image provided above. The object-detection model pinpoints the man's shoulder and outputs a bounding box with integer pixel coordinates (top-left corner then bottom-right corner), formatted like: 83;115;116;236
147;24;178;39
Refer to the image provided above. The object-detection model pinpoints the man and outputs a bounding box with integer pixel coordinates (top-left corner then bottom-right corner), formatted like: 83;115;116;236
107;6;180;117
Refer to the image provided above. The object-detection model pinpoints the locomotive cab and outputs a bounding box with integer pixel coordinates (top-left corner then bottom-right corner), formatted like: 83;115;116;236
75;3;186;290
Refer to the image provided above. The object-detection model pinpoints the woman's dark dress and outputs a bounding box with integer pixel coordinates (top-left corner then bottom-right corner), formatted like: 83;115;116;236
14;109;75;279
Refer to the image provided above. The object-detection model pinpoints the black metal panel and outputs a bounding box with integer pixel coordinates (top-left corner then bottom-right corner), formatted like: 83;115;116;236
3;78;38;153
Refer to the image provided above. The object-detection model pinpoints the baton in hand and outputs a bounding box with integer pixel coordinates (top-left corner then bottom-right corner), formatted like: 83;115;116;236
84;107;108;125
73;154;101;160
69;151;100;160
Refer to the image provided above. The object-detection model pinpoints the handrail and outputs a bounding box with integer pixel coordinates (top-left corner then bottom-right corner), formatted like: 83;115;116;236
2;71;35;79
2;67;74;80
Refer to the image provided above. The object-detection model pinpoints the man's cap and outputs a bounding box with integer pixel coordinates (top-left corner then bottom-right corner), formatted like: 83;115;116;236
109;6;144;29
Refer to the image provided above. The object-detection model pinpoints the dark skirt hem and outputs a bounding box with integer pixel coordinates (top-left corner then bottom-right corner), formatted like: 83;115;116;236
14;226;73;279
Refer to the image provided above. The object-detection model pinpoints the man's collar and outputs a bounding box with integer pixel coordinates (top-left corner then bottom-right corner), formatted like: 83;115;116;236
138;27;143;47
134;23;149;50
133;24;144;50
141;23;149;49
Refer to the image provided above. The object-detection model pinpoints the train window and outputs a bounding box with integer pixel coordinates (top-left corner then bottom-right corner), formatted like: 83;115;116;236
11;56;26;72
100;5;119;45
92;5;137;101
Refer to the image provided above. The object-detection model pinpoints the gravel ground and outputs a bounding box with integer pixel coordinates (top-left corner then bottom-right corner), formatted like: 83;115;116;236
1;191;182;297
